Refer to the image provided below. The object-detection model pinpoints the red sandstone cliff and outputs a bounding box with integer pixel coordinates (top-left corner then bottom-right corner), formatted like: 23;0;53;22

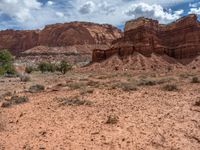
0;22;122;55
92;14;200;62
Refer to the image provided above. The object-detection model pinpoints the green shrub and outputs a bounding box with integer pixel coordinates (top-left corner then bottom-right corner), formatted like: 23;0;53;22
19;74;31;82
58;61;72;74
119;82;137;91
38;62;56;73
194;99;200;106
1;96;29;108
0;49;16;75
57;96;93;106
137;78;157;86
162;84;178;91
25;66;34;74
106;115;119;124
29;84;45;93
191;77;200;83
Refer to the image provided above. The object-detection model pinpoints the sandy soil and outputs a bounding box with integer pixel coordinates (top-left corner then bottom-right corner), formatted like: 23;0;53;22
0;70;200;150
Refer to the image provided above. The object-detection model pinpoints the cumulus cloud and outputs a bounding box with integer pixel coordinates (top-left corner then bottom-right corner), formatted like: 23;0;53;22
46;1;54;6
188;1;200;15
0;0;197;30
189;8;200;15
124;3;183;23
0;0;41;22
189;2;200;8
79;1;95;14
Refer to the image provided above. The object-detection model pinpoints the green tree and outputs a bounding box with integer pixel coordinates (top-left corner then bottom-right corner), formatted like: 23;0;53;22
0;49;16;75
38;62;56;73
59;61;72;74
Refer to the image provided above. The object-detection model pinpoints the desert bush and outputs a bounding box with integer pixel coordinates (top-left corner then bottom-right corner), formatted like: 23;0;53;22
19;74;31;82
191;77;200;83
67;82;86;90
29;84;45;93
162;84;178;91
80;88;94;95
106;115;119;124
1;96;29;108
194;99;200;106
25;66;34;74
57;96;93;106
0;49;16;75
137;78;157;86
179;72;195;78
120;82;137;91
38;62;56;73
58;60;72;74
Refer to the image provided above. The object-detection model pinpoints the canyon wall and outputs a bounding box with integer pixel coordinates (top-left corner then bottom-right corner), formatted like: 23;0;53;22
0;22;122;56
92;14;200;62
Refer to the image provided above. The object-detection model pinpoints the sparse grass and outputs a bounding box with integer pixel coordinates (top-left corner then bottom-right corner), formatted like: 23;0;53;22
25;66;34;74
194;98;200;107
191;77;200;83
106;115;119;124
179;72;195;79
162;84;178;91
119;82;137;91
67;82;87;90
19;74;31;82
57;96;93;106
111;82;137;92
86;80;100;88
137;78;157;86
80;88;94;95
1;96;29;108
29;84;45;93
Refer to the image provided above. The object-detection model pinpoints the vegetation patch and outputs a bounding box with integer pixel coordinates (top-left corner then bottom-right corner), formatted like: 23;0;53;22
80;88;94;95
29;84;45;93
137;78;157;86
0;49;16;76
191;77;200;83
67;82;87;90
25;66;35;74
179;72;195;79
19;74;31;82
1;96;29;108
106;115;119;124
56;96;93;106
162;84;178;91
194;99;200;107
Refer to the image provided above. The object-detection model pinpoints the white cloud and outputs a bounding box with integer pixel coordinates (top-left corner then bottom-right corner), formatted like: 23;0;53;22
56;12;64;18
79;1;95;14
0;0;195;30
0;0;42;22
124;3;183;24
189;2;200;8
47;1;54;6
189;8;200;15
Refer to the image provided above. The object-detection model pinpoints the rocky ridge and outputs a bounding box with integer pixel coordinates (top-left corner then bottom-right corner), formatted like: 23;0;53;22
92;14;200;63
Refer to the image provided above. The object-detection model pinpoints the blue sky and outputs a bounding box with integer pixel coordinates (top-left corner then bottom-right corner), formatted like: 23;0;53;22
0;0;200;30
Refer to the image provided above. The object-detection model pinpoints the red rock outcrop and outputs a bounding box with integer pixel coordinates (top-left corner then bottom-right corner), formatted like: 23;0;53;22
0;22;122;56
0;30;39;55
92;14;200;62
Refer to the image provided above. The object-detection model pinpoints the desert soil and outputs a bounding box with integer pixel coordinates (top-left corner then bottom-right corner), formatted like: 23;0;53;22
0;70;200;150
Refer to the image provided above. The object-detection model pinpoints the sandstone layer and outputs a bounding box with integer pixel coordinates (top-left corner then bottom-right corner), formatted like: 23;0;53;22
92;14;200;62
0;22;122;56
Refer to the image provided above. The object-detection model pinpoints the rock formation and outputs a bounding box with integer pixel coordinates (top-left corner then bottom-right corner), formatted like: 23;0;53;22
0;22;122;56
92;14;200;62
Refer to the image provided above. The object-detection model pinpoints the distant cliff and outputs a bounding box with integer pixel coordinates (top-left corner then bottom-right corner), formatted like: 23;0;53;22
92;14;200;62
0;22;122;56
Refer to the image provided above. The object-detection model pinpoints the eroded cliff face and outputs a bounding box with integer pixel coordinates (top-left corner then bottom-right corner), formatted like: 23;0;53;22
92;14;200;62
0;22;122;55
0;30;39;55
